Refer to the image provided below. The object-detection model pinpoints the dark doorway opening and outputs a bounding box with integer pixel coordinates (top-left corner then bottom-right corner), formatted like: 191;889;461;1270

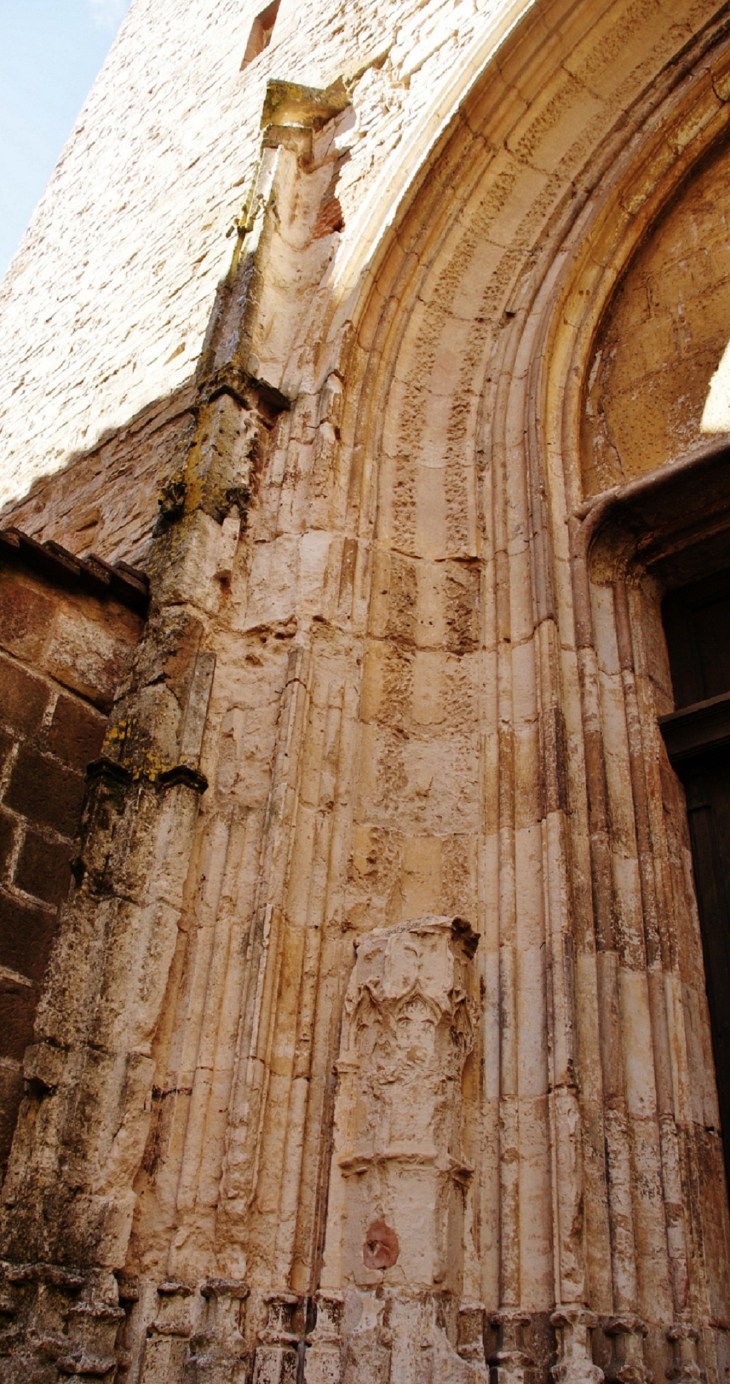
661;565;730;1193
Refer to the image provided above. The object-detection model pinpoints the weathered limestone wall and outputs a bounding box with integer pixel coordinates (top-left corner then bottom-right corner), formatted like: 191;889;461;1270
0;0;531;517
0;388;197;569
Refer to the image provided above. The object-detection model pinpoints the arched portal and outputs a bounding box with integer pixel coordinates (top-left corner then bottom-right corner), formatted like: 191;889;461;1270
133;1;730;1375
5;0;730;1380
299;1;730;1375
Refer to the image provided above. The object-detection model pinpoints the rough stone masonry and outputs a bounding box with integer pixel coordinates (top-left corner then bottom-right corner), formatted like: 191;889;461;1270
3;0;730;1380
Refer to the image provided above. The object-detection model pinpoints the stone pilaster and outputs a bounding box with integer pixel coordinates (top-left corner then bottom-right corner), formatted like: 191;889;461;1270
317;915;484;1381
320;915;480;1298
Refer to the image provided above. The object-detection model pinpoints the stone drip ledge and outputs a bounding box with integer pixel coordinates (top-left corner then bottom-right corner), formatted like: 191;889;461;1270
0;526;149;616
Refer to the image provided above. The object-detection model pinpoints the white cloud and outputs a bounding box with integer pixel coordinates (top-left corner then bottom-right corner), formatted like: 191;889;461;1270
88;0;130;31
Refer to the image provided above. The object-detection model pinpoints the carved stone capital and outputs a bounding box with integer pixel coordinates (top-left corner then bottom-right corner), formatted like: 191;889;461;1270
488;1310;535;1384
602;1315;651;1384
459;1302;487;1367
304;1292;344;1384
253;1293;301;1384
551;1307;604;1384
666;1324;704;1383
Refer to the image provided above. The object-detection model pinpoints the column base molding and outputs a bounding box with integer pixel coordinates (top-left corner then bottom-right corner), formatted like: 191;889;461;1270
0;1270;715;1384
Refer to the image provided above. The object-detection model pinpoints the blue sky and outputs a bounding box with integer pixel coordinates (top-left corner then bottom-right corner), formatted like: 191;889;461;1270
0;0;132;279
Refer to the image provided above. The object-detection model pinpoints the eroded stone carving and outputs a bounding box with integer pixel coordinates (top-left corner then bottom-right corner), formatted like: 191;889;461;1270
603;1315;651;1384
488;1310;536;1384
253;1293;300;1384
304;1292;344;1384
315;914;485;1383
551;1308;604;1384
666;1324;704;1384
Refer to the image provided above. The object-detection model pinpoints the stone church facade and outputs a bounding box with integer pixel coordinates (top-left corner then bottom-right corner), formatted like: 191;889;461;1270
2;0;730;1379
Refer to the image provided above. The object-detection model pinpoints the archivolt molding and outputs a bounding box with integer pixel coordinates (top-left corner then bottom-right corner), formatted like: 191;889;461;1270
275;0;730;608
305;0;730;413
323;0;544;321
372;13;730;495
321;0;730;362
